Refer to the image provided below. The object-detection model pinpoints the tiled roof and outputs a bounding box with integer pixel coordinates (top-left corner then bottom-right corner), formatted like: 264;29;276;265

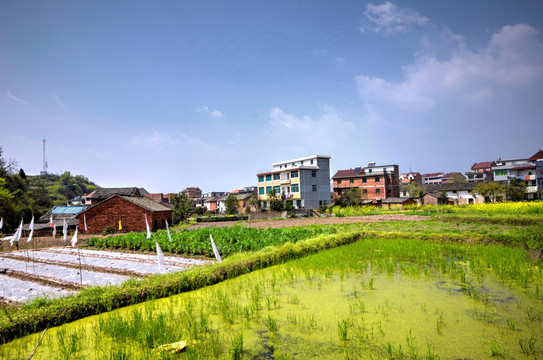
472;162;493;170
422;182;478;193
442;172;465;179
119;196;173;212
332;169;363;178
528;150;543;161
382;197;413;204
422;172;443;178
91;187;140;200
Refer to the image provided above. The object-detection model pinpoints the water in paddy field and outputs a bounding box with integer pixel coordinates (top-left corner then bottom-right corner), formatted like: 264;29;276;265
2;239;542;359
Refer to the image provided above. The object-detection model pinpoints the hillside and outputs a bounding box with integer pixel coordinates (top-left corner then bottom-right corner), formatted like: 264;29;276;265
27;171;98;206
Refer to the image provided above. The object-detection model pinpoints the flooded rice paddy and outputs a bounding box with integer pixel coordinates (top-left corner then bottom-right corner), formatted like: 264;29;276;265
1;238;542;359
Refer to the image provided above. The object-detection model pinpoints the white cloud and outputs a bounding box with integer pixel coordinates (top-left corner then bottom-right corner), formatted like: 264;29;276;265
129;131;172;150
197;106;223;118
360;1;429;34
53;95;67;110
6;91;30;106
356;24;543;111
265;106;356;148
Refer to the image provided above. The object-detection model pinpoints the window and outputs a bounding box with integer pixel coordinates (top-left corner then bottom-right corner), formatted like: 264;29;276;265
266;174;272;181
312;170;316;178
258;187;264;195
273;173;280;180
495;170;507;177
266;186;271;194
363;178;367;183
273;186;280;193
363;189;367;195
258;176;264;182
338;180;342;185
376;189;381;195
291;184;299;192
350;179;354;184
369;169;372;173
312;185;317;191
301;161;304;165
311;159;314;164
375;176;380;183
291;170;299;178
323;200;327;205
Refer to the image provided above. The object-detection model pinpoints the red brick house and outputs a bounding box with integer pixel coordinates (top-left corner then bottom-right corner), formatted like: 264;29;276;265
79;195;173;234
332;163;400;204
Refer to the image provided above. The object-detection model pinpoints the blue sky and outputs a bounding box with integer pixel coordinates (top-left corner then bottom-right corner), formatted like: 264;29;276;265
1;1;542;193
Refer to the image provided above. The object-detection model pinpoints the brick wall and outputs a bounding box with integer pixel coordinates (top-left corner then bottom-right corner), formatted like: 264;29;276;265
333;173;400;204
79;196;172;234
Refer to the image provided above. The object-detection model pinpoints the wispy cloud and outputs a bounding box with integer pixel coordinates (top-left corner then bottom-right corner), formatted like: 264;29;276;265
5;91;30;106
265;106;356;147
197;106;223;118
53;95;67;110
360;1;429;34
129;131;172;150
356;24;543;111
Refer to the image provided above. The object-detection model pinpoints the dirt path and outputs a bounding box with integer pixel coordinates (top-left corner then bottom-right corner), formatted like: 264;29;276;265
186;214;425;230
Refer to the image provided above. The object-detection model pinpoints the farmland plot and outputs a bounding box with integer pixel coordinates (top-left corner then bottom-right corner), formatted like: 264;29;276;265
0;248;211;303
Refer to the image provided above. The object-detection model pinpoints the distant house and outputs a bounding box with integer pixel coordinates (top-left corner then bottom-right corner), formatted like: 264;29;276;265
332;163;400;204
184;187;202;199
422;183;484;205
465;161;495;183
79;195;172;234
87;187;141;205
203;196;222;212
399;172;422;185
441;172;466;184
381;197;416;208
217;193;253;214
421;173;444;185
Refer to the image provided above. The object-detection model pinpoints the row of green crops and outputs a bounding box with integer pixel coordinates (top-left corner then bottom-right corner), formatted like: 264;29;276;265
328;201;543;223
85;225;350;257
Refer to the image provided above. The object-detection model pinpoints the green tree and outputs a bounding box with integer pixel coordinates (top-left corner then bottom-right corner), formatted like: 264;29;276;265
473;182;505;203
225;194;239;215
406;182;426;204
506;178;527;202
170;192;193;223
268;188;285;211
246;194;261;213
438;190;449;205
336;188;363;207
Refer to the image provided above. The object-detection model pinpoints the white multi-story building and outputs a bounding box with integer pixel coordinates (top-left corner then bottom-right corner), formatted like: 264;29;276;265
492;150;543;200
256;155;331;209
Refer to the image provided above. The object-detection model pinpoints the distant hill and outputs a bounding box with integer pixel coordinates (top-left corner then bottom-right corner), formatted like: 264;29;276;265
27;171;99;206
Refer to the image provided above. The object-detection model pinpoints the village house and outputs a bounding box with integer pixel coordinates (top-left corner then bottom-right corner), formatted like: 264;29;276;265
79;195;172;234
465;161;495;183
421;173;444;185
492;150;543;201
422;183;484;205
257;155;331;210
332;163;400;205
399;172;422;185
441;172;466;184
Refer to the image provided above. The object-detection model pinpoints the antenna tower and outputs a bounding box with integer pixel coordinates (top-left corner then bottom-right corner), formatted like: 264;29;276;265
41;139;48;176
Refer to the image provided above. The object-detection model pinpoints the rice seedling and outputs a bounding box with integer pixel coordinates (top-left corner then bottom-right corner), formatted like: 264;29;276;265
263;314;278;333
506;318;517;331
229;333;244;360
489;337;504;357
338;318;349;341
518;336;538;356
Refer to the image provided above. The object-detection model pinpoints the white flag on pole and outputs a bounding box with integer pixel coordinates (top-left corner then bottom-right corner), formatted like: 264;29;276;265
210;234;221;263
145;214;151;239
0;217;3;230
71;226;78;247
27;215;35;242
156;241;164;272
83;214;88;232
52;224;56;237
62;218;68;241
10;218;23;247
50;214;54;228
165;219;172;242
